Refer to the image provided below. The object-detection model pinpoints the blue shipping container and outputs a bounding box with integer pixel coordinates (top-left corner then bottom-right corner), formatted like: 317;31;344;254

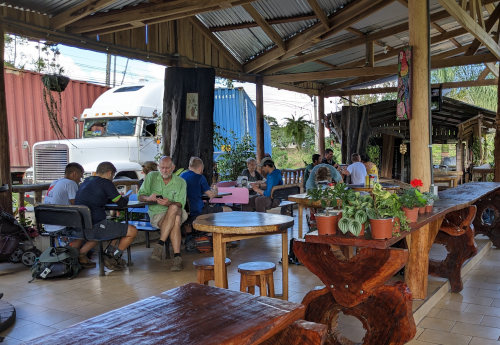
213;87;272;157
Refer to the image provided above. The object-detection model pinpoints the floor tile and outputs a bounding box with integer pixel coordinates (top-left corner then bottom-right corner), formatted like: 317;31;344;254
418;329;472;345
418;317;455;331
469;337;500;345
451;321;500;340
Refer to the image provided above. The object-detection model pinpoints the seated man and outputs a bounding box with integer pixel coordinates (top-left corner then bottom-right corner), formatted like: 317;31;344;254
306;163;343;191
321;148;339;168
304;154;320;188
43;162;97;268
75;161;137;270
341;153;367;185
241;157;263;182
243;159;283;213
180;157;218;228
138;156;186;271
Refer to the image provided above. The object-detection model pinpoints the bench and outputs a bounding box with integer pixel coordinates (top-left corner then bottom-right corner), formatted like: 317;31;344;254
34;204;130;276
271;184;301;216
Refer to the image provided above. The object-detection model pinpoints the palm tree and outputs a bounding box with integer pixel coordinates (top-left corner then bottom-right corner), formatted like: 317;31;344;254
284;114;312;149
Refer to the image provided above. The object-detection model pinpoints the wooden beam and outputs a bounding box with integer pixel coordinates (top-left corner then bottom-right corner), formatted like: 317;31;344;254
465;2;500;55
431;22;461;48
307;0;329;30
0;30;12;213
438;0;500;59
318;91;325;155
366;41;374;67
264;65;397;83
68;0;255;34
242;4;286;51
495;72;500;181
210;14;317;32
256;76;265;162
326;78;499;96
51;0;117;29
478;66;491;79
345;27;391;50
485;62;499;77
264;53;497;84
243;0;391;73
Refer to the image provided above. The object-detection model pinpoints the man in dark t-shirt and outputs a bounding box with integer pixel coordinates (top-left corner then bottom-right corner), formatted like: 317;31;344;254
75;162;137;270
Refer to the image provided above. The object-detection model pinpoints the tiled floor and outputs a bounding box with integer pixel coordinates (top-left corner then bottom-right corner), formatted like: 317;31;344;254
1;209;499;344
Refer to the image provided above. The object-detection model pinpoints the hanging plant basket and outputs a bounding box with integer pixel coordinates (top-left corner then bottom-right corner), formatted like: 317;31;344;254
41;74;70;92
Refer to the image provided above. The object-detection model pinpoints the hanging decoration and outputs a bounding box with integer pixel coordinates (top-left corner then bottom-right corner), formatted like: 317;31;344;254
396;46;412;120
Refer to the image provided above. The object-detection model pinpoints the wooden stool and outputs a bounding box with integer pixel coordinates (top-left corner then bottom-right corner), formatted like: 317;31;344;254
193;257;231;289
238;261;276;297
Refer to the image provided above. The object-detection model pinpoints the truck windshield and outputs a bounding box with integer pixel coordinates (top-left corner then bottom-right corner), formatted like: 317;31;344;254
83;118;137;138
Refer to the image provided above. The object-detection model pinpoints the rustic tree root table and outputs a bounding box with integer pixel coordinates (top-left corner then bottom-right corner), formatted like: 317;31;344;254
293;182;500;345
25;283;327;345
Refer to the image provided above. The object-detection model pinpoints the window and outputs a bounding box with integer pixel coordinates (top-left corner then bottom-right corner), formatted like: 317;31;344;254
83;118;137;138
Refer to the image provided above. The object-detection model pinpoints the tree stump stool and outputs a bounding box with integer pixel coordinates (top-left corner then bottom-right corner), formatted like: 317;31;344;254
193;257;231;288
238;261;276;297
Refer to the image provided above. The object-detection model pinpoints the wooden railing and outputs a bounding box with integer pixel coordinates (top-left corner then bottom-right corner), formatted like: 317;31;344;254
281;168;305;185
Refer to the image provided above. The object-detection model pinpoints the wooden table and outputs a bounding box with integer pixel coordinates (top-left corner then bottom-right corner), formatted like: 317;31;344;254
202;192;232;200
433;175;460;188
291;182;500;344
25;283;327;345
193;212;294;300
472;167;494;181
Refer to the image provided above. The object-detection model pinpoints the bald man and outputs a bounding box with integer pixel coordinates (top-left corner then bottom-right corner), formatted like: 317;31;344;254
138;156;187;271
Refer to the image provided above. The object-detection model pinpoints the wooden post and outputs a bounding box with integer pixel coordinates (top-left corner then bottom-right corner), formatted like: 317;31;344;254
0;29;12;213
477;115;483;165
318;90;325;156
495;75;500;181
366;41;374;67
256;76;265;162
406;0;431;300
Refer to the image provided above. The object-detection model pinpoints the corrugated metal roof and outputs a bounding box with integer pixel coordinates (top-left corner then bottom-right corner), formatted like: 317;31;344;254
5;67;108;170
1;0;147;15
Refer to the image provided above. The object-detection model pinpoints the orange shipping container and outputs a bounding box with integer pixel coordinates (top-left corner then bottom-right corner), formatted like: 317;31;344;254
4;67;108;173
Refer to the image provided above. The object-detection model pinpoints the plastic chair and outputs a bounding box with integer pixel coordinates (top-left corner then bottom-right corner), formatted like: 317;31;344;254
127;194;159;248
209;187;249;205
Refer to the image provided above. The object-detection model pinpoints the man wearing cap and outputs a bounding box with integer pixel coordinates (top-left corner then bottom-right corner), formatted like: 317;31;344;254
243;159;283;212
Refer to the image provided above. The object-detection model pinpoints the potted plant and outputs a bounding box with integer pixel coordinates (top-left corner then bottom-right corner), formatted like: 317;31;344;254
399;179;427;223
367;183;408;239
307;186;343;234
423;192;437;213
338;192;373;237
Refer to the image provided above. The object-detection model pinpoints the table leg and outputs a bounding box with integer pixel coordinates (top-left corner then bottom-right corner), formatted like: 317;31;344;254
212;233;225;288
125;211;133;266
298;205;303;239
282;230;288;300
405;219;441;299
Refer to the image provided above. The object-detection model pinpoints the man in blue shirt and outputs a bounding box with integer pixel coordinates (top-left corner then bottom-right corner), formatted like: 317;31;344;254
244;159;283;212
180;157;217;226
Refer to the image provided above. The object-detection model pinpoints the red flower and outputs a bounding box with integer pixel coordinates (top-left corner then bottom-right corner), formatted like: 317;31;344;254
410;179;423;188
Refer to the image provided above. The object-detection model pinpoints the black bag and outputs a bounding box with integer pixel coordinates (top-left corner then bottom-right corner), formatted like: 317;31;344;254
288;238;301;265
31;246;81;281
0;235;19;259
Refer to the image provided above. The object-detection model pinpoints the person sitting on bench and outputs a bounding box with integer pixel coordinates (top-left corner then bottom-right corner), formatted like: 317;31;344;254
243;159;283;213
75;161;137;271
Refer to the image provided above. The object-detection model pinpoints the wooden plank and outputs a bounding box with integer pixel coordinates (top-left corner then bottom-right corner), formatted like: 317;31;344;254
256;77;265;162
68;0;256;34
439;0;500;59
366;40;374;67
307;0;329;30
0;30;12;212
465;3;500;55
242;4;285;51
318;91;325;156
50;0;117;29
381;134;394;178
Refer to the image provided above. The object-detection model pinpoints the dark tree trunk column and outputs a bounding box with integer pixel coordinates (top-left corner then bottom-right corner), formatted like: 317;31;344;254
495;75;500;182
256;76;264;162
0;30;13;213
318;91;325;156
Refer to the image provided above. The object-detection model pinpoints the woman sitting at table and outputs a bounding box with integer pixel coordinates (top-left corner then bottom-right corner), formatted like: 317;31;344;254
241;157;263;182
305;163;343;191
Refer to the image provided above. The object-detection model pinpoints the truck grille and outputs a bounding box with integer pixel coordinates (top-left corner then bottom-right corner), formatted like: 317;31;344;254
34;144;68;183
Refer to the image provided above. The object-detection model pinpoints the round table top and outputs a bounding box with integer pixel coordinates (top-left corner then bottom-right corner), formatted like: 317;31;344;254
193;211;294;234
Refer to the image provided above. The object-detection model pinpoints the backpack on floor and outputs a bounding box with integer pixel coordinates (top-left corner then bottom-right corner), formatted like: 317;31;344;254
30;246;81;282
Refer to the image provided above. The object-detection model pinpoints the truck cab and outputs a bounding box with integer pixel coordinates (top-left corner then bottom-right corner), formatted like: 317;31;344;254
24;83;163;184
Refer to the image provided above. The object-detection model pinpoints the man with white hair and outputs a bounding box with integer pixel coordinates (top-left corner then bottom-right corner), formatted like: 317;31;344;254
138;156;187;271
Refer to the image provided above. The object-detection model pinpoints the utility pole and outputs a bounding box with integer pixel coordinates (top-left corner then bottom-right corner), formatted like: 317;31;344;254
105;53;111;87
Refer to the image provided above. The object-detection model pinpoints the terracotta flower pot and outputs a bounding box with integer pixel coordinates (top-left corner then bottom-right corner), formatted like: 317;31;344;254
370;218;394;239
359;223;365;237
425;205;433;213
418;207;426;215
403;207;419;223
316;213;341;235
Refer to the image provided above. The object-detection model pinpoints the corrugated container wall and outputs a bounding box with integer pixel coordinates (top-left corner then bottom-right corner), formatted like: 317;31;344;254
5;68;109;172
213;88;271;156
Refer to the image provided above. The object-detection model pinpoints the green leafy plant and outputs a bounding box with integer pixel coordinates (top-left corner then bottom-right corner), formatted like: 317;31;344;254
214;125;256;181
368;183;409;231
399;188;426;209
367;144;380;168
306;187;337;208
423;192;438;206
339;192;373;236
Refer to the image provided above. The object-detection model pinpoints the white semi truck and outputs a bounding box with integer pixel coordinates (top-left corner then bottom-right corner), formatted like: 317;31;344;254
24;83;164;183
